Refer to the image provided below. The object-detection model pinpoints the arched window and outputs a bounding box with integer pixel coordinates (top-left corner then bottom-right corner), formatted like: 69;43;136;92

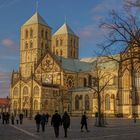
30;41;33;48
25;30;28;39
75;95;79;110
13;101;18;109
105;94;110;111
34;86;39;96
56;50;58;55
45;31;48;39
23;86;28;96
25;42;28;49
41;29;44;38
30;28;33;38
85;95;90;110
13;87;18;97
34;100;39;110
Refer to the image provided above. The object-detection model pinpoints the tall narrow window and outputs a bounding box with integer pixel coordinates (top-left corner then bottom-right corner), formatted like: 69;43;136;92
85;95;90;110
25;42;28;49
105;94;110;110
34;100;39;110
23;86;28;96
41;42;44;49
25;30;28;39
75;95;79;110
56;50;58;55
30;42;33;48
60;50;63;56
60;39;63;46
45;31;48;39
30;28;33;38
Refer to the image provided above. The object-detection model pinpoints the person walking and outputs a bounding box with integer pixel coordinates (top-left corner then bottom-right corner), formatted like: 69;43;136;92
34;112;41;132
11;113;15;125
81;112;89;132
19;113;24;124
45;112;50;125
62;111;70;138
40;113;46;132
15;115;19;124
51;110;62;138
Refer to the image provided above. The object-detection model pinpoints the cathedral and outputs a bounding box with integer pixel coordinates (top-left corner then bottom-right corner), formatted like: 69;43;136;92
10;12;139;118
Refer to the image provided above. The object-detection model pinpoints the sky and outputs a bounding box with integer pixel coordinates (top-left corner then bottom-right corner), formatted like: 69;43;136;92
0;0;124;97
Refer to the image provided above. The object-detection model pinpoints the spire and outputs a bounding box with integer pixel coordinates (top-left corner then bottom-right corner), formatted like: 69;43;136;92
23;12;49;26
53;22;77;36
36;1;38;13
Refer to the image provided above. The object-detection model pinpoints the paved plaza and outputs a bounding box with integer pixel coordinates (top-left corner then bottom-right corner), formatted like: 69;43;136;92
0;117;140;140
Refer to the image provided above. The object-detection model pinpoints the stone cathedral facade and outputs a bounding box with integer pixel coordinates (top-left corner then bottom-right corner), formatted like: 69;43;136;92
10;12;139;118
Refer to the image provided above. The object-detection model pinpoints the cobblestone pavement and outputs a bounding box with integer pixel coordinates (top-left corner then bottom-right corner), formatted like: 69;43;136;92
1;118;140;140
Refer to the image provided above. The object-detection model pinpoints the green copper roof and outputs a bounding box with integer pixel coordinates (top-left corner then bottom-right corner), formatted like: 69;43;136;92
56;56;94;72
23;12;49;26
54;23;76;36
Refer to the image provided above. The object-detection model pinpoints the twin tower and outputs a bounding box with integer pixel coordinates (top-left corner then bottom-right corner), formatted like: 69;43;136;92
20;12;79;78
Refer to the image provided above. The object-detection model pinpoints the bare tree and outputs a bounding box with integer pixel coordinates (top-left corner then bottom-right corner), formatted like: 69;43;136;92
89;57;115;127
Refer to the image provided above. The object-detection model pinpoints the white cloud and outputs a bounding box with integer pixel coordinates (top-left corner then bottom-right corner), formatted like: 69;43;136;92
1;39;17;48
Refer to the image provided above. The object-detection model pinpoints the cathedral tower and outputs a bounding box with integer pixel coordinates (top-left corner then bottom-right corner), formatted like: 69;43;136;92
52;23;79;59
20;12;52;78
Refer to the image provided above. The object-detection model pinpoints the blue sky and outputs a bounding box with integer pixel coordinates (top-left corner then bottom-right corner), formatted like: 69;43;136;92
0;0;124;97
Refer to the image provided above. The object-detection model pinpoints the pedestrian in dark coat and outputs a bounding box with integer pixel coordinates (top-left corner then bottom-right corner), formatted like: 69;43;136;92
6;112;10;124
2;112;6;124
62;111;70;138
40;113;46;132
19;113;24;124
34;112;41;132
45;112;50;125
11;113;15;125
51;110;62;138
81;112;89;132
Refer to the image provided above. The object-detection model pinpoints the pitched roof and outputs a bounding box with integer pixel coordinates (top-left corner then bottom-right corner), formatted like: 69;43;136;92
56;56;94;72
23;12;49;26
0;98;10;106
54;23;77;36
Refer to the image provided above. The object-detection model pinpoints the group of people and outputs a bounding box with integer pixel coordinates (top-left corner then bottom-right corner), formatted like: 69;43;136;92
0;112;24;125
35;111;89;138
34;112;50;133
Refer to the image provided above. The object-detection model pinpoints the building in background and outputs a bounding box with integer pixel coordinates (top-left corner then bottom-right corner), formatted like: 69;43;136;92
0;97;10;113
